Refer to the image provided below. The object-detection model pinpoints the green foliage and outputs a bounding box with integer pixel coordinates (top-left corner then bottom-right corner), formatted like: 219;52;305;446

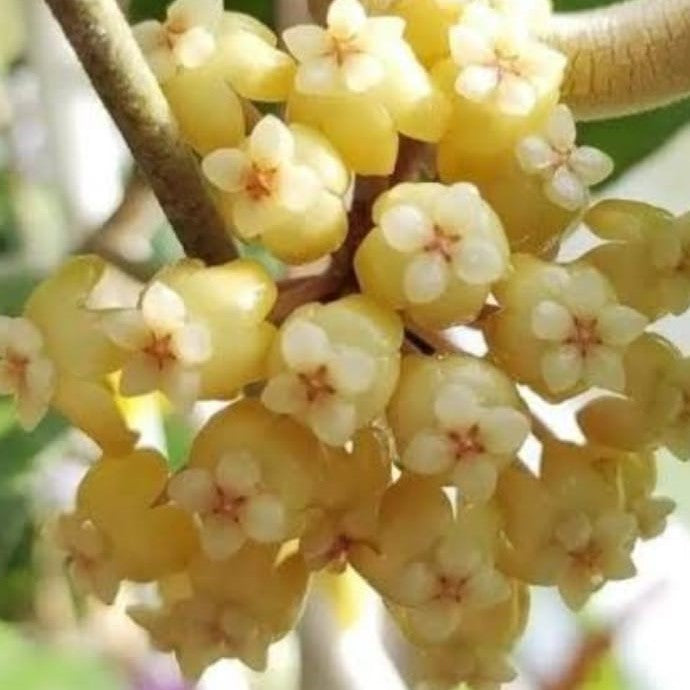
580;653;627;690
164;412;194;472
0;624;123;690
128;0;273;25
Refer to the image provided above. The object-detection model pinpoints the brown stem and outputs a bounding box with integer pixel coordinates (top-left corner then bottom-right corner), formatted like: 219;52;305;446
43;0;236;265
547;0;690;120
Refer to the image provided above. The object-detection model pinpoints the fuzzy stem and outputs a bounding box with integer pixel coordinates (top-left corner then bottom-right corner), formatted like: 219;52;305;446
547;0;690;120
43;0;236;265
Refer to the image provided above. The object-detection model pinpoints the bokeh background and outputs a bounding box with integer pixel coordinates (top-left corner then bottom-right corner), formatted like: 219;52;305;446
0;0;689;688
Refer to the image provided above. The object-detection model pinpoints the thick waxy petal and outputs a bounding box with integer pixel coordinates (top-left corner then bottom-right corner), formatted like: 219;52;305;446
544;166;587;211
448;25;495;66
173;27;216;69
328;345;376;395
479;407;530;454
532;300;573;341
402;430;454;475
541;344;583;393
328;0;368;38
201;515;246;560
276;164;321;212
569;146;614;186
168;468;217;514
597;305;648;347
562;268;609;318
433;382;481;431
455;65;499;102
308;396;357;446
342;53;384;92
171;322;212;365
250;115;295;169
282;25;331;61
545;104;576;152
142;282;188;333
584;345;626;392
242;494;286;543
453;239;505;285
215;450;262;496
380;204;434;253
261;373;308;415
281;319;332;371
100;310;149;351
451;459;498;503
202;148;250;192
516;135;559;173
496;73;536;115
404;252;449;303
167;0;223;29
407;599;461;642
393;561;437;605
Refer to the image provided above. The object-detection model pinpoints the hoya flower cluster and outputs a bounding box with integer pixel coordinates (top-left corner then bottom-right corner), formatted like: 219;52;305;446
4;0;688;688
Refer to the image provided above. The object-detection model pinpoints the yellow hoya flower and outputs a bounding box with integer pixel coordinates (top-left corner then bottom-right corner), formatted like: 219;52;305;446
0;256;135;452
131;544;309;678
76;449;199;582
168;400;319;561
261;295;402;447
355;182;510;328
133;3;296;154
486;255;648;401
388;355;530;505
203;115;349;265
55;513;122;605
98;259;277;410
284;0;450;175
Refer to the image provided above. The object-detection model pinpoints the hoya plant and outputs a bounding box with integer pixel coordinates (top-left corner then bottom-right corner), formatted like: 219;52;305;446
3;0;689;687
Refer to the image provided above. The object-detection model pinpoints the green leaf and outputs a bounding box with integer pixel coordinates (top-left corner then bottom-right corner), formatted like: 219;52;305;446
163;412;194;472
128;0;273;26
0;624;123;690
580;653;627;690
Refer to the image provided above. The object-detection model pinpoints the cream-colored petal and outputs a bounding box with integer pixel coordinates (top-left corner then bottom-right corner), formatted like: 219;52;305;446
202;148;250;193
7;317;44;356
282;25;331;61
545;104;576;152
276;164;321;212
241;493;286;543
172;27;216;70
407;599;461;643
402;430;454;475
342;53;384;92
168;468;217;514
380;204;433;253
172;322;212;365
435;536;481;579
393;561;437;606
584;345;626;392
147;47;177;83
119;355;161;396
451;460;498;504
434;183;485;237
455;65;499;102
433;382;481;431
467;566;511;608
281;318;331;371
562;268;609;318
544;165;588;211
597;305;648;347
496;73;536;115
558;568;591;610
555;512;592;552
295;56;341;94
448;25;495;66
249;115;294;169
201;515;246;560
167;0;222;28
231;196;270;238
15;390;50;431
142;281;187;333
308;396;357;446
569;146;614;186
216;450;262;496
594;511;637;549
541;344;583;393
261;373;309;415
452;239;505;285
160;366;201;411
132;20;164;51
479;407;530;454
403;252;449;304
531;300;573;341
25;357;55;402
327;0;367;38
99;309;149;351
328;345;376;395
516;135;559;174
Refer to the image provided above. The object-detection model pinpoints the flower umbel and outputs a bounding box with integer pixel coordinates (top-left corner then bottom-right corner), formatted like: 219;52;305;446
132;0;224;82
381;183;508;303
402;382;529;502
448;4;565;115
516;105;614;211
261;318;376;446
0;316;55;430
283;0;404;94
100;281;211;410
168;450;286;560
531;267;648;393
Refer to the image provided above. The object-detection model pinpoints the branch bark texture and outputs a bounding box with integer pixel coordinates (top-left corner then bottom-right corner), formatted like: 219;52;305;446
44;0;236;265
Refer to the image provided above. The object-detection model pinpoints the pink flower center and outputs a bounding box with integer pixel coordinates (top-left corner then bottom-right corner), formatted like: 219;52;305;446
245;165;279;201
143;333;176;370
566;318;602;357
448;425;484;460
425;226;460;263
299;366;335;403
